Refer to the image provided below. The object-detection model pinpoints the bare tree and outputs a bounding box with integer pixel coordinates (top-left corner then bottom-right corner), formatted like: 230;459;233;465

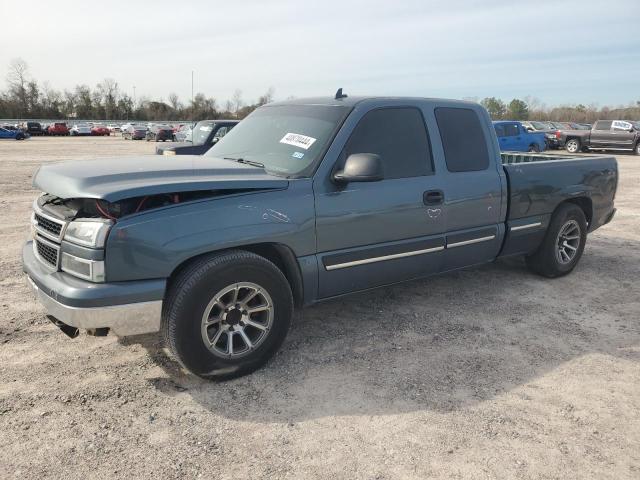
257;87;275;106
97;78;119;120
168;92;181;111
232;89;243;116
6;58;29;116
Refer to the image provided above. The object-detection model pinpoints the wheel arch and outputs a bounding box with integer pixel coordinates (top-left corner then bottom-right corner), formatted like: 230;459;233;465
557;196;593;227
167;242;305;308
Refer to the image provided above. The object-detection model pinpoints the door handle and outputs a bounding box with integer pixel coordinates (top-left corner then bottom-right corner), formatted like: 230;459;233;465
423;190;444;205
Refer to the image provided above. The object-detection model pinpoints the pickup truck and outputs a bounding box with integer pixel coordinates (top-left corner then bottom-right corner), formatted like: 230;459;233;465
23;94;618;380
559;120;640;155
156;120;238;156
493;121;546;152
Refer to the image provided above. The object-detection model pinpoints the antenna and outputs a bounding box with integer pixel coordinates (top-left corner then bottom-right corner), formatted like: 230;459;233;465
335;88;348;100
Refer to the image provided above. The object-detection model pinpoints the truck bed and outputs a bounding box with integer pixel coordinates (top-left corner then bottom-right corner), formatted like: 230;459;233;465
501;152;618;230
501;152;592;164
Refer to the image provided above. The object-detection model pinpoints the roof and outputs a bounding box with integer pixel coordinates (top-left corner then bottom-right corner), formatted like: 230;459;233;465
268;95;478;109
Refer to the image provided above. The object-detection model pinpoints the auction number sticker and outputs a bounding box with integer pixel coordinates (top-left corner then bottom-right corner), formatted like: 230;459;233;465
280;132;317;150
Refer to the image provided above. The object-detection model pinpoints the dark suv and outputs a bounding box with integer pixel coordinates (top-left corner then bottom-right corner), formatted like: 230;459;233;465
21;122;44;136
156;120;239;155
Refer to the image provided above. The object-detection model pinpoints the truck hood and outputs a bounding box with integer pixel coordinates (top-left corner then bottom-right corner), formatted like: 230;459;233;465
33;155;289;202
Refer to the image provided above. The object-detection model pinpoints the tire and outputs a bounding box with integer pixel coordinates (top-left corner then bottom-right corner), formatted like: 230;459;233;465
634;141;640;156
162;250;294;380
16;134;25;140
526;203;587;278
528;144;540;153
565;138;580;154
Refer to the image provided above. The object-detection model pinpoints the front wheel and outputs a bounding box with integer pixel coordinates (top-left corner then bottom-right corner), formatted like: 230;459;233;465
565;138;581;153
162;250;294;380
635;142;640;155
526;203;587;278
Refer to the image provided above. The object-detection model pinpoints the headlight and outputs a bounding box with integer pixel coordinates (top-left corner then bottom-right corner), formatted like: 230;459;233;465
63;219;112;248
61;253;106;282
163;150;176;155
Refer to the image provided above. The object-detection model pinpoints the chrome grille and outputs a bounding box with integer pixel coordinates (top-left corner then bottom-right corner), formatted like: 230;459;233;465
34;212;63;237
34;236;59;268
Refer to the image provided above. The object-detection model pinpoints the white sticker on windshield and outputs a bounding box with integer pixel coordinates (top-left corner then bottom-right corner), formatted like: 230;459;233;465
280;132;317;150
292;151;305;159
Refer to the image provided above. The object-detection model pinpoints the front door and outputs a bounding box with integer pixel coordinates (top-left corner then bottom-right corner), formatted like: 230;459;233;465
610;121;636;149
314;107;446;298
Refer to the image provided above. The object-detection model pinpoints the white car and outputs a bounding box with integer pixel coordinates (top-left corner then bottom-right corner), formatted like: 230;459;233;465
108;124;122;133
70;124;92;136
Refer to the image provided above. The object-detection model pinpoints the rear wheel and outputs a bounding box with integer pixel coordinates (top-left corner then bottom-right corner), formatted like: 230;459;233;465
162;250;293;380
528;144;540;152
635;141;640;155
565;138;581;153
526;203;587;278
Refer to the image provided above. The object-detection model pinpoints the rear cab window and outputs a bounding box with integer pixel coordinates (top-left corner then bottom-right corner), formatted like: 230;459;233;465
594;121;612;131
435;107;490;172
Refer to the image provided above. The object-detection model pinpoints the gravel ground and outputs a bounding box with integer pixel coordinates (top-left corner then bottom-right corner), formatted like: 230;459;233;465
0;136;638;479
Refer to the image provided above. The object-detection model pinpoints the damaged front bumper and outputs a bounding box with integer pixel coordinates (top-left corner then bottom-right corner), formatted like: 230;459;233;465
23;242;165;336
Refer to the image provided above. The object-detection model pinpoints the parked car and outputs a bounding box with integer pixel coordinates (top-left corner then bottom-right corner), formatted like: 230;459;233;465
122;125;147;140
20;122;44;136
520;121;560;148
558;120;640;154
173;124;193;142
70;124;92;136
156;120;238;155
493;121;546;152
47;123;69;136
3;124;19;131
107;124;121;133
146;125;175;142
91;125;111;136
0;127;27;140
23;94;618;380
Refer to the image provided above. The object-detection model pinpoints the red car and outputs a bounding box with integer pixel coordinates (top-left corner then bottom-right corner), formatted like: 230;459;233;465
91;125;110;136
47;123;69;136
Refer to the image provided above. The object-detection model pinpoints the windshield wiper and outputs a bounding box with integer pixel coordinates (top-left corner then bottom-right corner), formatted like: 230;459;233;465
223;157;265;168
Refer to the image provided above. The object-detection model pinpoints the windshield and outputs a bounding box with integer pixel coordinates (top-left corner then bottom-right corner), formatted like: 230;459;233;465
206;105;350;176
192;121;214;145
530;121;547;130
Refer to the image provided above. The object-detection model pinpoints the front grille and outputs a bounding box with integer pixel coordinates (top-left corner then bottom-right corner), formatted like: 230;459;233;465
35;212;63;237
35;237;59;268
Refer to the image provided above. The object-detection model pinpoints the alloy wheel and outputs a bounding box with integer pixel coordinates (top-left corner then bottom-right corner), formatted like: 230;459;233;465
200;282;274;358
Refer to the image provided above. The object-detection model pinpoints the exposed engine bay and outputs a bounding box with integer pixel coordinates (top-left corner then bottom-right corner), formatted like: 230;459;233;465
37;189;250;221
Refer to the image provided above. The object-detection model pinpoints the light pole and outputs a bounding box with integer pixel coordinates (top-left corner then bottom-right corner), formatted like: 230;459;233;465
191;70;194;125
132;86;136;120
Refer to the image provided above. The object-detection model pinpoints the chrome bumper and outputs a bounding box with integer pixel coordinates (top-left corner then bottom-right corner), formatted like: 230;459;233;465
26;276;162;336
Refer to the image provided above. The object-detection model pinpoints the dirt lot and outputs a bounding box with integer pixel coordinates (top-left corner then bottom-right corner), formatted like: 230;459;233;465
0;136;638;479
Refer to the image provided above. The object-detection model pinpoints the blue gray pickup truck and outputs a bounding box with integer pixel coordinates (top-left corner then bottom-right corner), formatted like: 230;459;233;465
23;94;618;379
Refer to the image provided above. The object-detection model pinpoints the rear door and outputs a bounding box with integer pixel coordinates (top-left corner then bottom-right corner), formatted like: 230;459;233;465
314;106;447;298
433;106;504;270
590;120;614;148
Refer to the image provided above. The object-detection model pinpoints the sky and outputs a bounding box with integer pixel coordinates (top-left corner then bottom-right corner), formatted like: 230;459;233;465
1;0;639;107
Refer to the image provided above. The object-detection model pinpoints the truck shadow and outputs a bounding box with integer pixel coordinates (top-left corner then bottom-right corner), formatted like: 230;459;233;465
134;236;640;423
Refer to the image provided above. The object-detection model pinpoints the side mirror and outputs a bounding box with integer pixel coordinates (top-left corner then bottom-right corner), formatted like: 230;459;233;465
333;153;383;184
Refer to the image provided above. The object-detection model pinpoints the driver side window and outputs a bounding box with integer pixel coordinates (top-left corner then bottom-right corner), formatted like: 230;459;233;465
342;108;433;179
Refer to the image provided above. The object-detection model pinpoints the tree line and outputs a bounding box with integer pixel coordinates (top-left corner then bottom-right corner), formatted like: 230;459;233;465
0;59;273;122
2;58;639;123
479;96;640;123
